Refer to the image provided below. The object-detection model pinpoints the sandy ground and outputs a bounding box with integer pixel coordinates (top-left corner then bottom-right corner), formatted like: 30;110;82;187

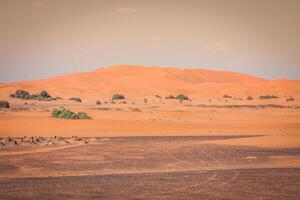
1;65;299;148
0;65;300;199
1;98;300;148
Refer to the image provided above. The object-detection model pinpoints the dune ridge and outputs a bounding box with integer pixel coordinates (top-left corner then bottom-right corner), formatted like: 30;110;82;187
0;65;299;101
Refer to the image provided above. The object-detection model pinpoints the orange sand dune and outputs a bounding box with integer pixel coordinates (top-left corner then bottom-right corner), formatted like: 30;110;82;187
0;65;299;102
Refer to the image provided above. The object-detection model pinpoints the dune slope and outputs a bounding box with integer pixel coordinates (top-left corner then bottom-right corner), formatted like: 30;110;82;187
0;65;299;101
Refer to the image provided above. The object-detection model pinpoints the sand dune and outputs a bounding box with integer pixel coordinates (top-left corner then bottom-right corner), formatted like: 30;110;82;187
0;65;299;102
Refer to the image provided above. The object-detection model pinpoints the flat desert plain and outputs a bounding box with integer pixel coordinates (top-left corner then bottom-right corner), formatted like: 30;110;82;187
0;65;299;199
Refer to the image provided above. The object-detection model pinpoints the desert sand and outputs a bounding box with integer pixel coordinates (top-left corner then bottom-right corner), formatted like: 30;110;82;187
0;65;299;199
0;65;299;148
1;65;300;102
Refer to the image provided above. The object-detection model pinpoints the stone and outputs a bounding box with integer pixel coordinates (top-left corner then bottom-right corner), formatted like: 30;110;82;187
0;101;9;108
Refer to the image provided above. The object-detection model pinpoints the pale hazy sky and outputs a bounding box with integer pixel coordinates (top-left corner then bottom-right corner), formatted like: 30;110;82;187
0;0;299;82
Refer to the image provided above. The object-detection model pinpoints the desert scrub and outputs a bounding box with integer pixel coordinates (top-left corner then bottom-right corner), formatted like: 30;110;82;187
259;95;278;100
96;107;110;110
69;97;82;102
10;89;31;99
223;94;232;98
165;95;175;99
112;94;125;100
286;96;294;102
77;112;93;119
130;108;142;112
10;90;56;101
52;109;78;119
175;94;189;101
51;108;92;120
96;100;101;105
0;101;9;108
247;96;254;100
39;90;51;98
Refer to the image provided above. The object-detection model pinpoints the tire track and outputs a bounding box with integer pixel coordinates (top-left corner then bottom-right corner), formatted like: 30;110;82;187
165;145;219;194
165;144;240;194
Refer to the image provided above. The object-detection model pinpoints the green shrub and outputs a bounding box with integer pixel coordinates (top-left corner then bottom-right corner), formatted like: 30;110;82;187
112;94;125;100
259;95;278;100
69;97;82;102
52;109;78;119
10;90;54;101
51;108;92;120
77;112;93;120
175;94;189;101
39;90;51;98
11;89;31;99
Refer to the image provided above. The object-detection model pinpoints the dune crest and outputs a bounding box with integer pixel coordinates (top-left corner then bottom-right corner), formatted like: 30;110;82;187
0;65;299;100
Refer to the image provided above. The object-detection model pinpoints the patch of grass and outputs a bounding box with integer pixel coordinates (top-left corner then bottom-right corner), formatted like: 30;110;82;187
51;108;92;120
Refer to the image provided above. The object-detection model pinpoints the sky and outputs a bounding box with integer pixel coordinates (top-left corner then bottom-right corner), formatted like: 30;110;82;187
0;0;300;82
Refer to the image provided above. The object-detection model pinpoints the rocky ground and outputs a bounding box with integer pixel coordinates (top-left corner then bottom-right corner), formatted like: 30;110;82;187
0;136;91;147
0;136;299;199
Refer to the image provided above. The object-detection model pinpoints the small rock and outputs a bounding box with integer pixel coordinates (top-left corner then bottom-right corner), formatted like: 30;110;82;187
0;101;9;108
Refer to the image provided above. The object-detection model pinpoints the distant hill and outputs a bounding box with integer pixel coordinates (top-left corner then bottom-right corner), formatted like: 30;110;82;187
0;65;299;101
